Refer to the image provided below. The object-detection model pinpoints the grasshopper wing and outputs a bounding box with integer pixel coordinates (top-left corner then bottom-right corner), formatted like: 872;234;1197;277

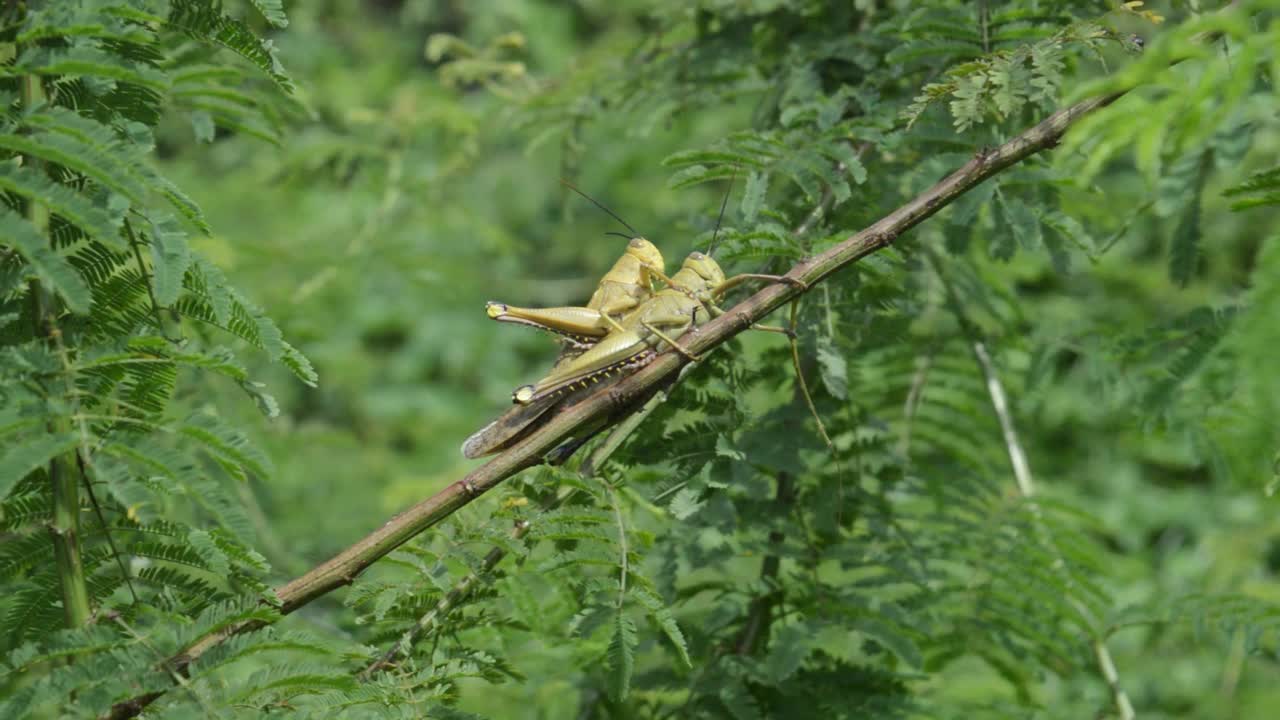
462;390;563;459
462;372;630;459
513;329;656;406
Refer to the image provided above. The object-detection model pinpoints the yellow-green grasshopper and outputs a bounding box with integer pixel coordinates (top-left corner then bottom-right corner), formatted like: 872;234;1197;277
507;251;799;406
462;239;668;460
464;185;670;459
461;251;798;458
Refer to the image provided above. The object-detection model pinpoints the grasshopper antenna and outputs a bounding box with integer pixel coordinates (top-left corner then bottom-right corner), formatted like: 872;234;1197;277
706;172;736;257
603;231;633;240
560;178;643;238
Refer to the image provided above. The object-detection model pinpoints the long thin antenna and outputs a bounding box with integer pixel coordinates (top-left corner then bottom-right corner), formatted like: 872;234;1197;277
707;172;736;257
603;231;632;240
559;178;642;238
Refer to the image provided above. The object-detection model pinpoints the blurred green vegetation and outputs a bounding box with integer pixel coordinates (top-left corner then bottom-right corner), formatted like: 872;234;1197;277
165;1;1280;716
4;0;1280;717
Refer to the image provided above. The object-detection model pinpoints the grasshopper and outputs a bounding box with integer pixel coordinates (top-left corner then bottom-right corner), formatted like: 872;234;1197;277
462;251;798;458
511;251;800;404
465;182;666;459
461;237;666;460
461;244;685;461
464;175;803;460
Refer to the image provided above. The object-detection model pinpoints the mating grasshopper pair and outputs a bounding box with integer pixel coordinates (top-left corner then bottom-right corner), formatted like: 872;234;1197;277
462;231;801;459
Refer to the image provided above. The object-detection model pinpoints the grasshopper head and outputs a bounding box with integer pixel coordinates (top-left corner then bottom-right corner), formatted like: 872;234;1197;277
679;252;725;296
624;237;665;273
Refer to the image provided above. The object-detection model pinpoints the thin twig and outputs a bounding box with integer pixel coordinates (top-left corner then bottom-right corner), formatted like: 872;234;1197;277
927;253;1135;720
122;217;178;342
76;453;138;605
787;302;835;450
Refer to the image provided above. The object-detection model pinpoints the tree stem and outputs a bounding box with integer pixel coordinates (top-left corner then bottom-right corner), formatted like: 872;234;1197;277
22;67;93;629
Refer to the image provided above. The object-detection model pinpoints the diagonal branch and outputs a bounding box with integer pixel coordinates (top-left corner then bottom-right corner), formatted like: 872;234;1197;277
104;91;1122;719
360;377;680;678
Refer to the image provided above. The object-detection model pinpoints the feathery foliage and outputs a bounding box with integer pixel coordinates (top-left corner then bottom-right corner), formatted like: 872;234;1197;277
0;1;318;716
4;0;1280;718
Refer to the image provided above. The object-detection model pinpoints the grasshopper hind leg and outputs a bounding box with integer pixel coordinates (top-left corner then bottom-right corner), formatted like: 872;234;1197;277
486;301;610;344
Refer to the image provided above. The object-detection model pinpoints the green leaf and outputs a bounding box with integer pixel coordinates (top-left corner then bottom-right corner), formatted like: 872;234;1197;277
248;0;289;28
1169;190;1202;287
0;433;78;501
668;487;704;520
187;529;231;576
18;5;155;44
179;413;273;481
1224;165;1280;210
855;618;923;669
1155;149;1205;218
816;335;848;400
741;171;767;222
1168;151;1210;286
764;622;811;683
714;435;744;461
162;0;294;92
11;46;169;91
607;610;637;700
190;110;216;143
666;164;708;189
0;208;92;313
0;162;122;250
148;213;191;306
719;681;764;720
177;257;317;385
1000;195;1042;252
14;109;147;198
633;588;692;667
